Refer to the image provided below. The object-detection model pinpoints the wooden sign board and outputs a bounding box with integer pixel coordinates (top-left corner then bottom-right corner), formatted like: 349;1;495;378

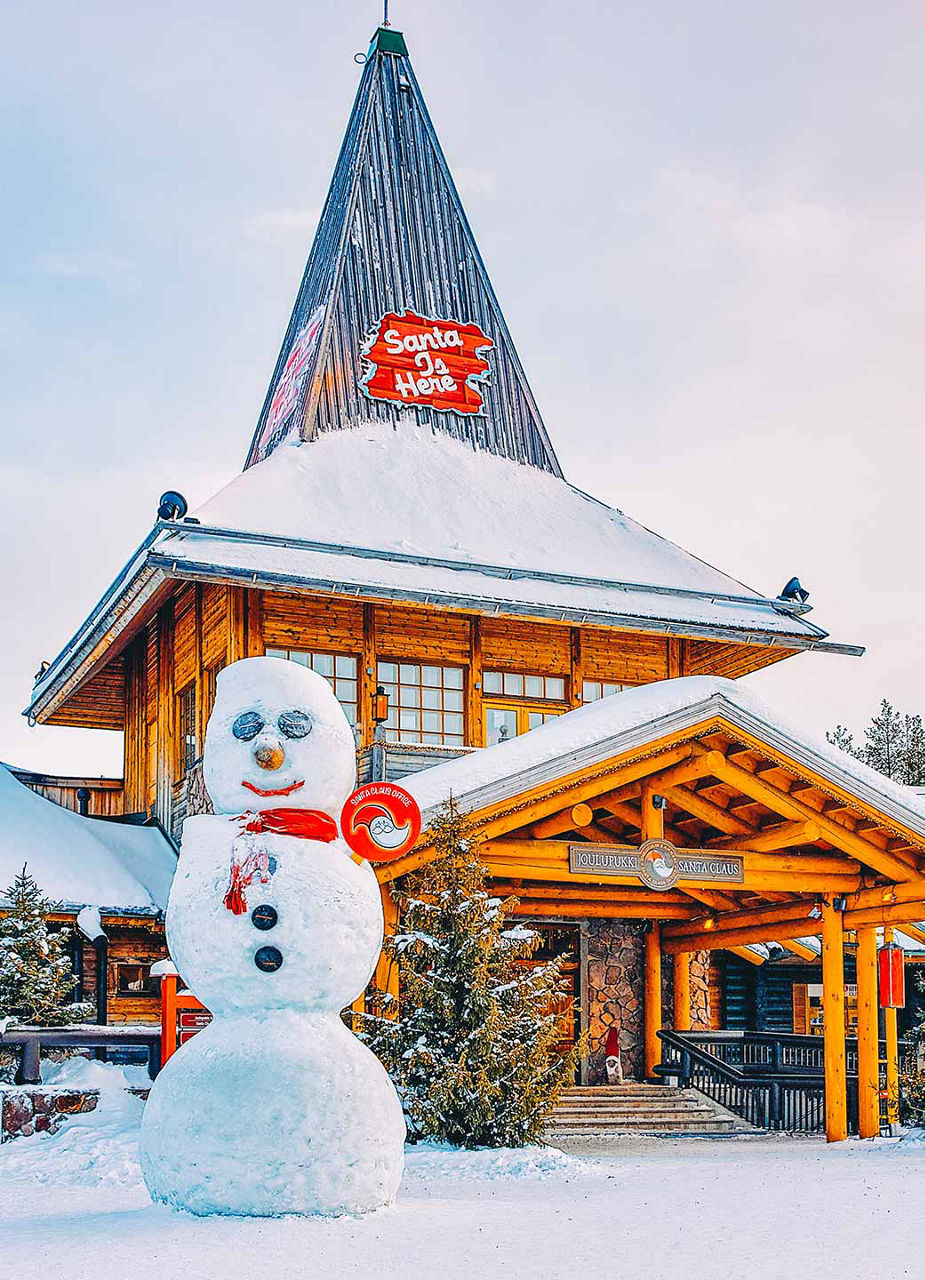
361;310;493;414
178;1009;212;1047
569;839;744;891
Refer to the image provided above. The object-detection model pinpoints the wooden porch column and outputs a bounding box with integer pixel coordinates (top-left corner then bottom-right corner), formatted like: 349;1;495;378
855;925;880;1139
674;951;692;1032
883;927;900;1128
821;898;848;1142
644;924;662;1079
373;882;400;1018
643;789;664;1078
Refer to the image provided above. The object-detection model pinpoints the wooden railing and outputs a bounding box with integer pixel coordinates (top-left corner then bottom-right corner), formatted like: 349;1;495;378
657;1030;912;1133
0;1024;161;1085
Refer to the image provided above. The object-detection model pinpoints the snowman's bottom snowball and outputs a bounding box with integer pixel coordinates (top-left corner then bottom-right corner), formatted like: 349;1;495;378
139;1011;405;1216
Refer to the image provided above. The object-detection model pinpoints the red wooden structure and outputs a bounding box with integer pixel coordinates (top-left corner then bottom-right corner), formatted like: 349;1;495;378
159;973;211;1066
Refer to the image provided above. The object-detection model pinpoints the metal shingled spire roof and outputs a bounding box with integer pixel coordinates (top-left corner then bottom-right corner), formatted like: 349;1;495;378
244;26;562;475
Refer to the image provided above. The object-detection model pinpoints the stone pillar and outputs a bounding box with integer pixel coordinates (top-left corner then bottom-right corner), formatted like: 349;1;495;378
585;920;646;1083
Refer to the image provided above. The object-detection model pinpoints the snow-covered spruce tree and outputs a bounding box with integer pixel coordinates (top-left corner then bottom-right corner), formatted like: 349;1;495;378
363;799;580;1148
0;865;91;1025
828;701;925;785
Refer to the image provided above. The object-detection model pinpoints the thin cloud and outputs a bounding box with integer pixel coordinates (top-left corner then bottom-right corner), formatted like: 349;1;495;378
454;167;496;196
243;206;322;243
34;250;133;281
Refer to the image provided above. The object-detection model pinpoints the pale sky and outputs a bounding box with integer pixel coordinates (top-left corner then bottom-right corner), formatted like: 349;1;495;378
2;0;923;777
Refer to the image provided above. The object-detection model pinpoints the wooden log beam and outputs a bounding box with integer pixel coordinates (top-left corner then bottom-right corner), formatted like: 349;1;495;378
663;899;819;940
650;750;726;791
822;899;848;1142
896;922;925;946
664;919;824;954
710;755;918;882
509;901;697;920
661;785;754;836
710;820;821;853
482;857;855;896
727;945;766;966
519;745;696;840
844;901;925;930
490;883;692;905
784;939;819;962
855;926;880;1139
845;878;925;913
644;925;661;1078
680;887;742;912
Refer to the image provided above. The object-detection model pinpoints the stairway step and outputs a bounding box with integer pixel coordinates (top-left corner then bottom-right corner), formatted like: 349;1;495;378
547;1119;739;1134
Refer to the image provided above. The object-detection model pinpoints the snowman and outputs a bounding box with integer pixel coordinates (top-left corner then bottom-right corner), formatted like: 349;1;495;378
139;656;405;1216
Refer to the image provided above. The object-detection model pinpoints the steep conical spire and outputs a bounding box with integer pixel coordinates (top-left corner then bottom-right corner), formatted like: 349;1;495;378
245;27;562;475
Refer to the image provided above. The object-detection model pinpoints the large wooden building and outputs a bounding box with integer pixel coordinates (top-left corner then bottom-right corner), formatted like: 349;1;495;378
23;26;925;1138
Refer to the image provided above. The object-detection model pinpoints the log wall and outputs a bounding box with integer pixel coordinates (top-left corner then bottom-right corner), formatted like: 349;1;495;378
86;583;777;832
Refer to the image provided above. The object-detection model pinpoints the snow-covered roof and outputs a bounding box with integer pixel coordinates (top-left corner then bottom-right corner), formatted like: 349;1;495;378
26;426;861;723
401;675;925;841
0;766;176;914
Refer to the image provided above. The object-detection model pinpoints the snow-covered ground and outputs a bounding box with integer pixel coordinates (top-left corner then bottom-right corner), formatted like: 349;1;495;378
0;1063;919;1280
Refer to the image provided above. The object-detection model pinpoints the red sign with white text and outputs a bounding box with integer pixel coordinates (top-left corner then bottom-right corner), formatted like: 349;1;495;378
362;310;493;415
341;783;422;863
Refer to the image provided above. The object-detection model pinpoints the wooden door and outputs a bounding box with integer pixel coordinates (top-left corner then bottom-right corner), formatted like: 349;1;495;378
519;922;581;1057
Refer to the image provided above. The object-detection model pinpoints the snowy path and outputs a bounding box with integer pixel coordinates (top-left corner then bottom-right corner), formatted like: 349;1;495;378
0;1083;919;1280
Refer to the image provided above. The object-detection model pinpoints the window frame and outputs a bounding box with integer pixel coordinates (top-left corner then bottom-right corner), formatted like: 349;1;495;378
483;698;565;744
377;658;466;746
175;681;198;778
264;647;360;727
114;961;158;999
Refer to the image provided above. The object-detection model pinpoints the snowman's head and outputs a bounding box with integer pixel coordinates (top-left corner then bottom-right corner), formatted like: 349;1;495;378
203;656;356;817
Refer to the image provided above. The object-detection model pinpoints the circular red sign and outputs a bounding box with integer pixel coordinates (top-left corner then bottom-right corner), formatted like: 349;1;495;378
341;783;422;863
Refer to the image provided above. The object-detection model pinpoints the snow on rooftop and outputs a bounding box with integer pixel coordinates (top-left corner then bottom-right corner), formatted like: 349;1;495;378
402;676;925;840
190;426;800;616
0;766;176;912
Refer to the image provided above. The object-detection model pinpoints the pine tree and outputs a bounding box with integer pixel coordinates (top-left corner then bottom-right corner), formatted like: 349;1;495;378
860;700;904;780
363;800;580;1148
828;701;925;785
900;714;925;786
0;866;92;1026
826;725;859;757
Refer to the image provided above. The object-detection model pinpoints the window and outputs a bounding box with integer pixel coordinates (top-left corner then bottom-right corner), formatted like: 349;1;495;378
204;661;224;720
265;649;359;726
378;662;465;745
483;671;566;701
115;963;157;997
482;669;567;746
582;680;627;702
176;683;197;777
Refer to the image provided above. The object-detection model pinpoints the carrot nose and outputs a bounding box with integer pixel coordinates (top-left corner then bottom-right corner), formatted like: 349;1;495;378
254;741;285;771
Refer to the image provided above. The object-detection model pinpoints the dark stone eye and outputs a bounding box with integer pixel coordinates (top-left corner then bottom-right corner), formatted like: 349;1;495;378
278;710;312;740
232;712;265;741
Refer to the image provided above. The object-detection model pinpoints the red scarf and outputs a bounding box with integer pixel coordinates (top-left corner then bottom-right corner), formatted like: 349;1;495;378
223;809;339;914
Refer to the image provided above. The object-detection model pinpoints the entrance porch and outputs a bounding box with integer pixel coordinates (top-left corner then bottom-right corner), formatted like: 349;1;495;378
388;678;925;1140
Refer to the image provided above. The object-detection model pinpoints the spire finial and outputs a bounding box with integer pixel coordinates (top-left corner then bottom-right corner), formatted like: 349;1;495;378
383;0;390;27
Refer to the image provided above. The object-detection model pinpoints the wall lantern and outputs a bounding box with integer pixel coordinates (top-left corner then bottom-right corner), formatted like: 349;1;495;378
878;943;905;1009
371;686;390;725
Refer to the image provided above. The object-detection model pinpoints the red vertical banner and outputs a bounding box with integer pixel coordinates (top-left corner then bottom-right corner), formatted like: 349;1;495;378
878;943;905;1008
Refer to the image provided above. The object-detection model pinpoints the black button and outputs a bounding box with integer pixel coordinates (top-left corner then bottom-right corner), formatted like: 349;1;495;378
251;904;278;931
254;946;283;972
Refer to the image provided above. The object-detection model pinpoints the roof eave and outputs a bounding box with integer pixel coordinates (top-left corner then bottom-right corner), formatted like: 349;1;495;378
407;689;925;843
149;551;860;653
24;527;863;726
